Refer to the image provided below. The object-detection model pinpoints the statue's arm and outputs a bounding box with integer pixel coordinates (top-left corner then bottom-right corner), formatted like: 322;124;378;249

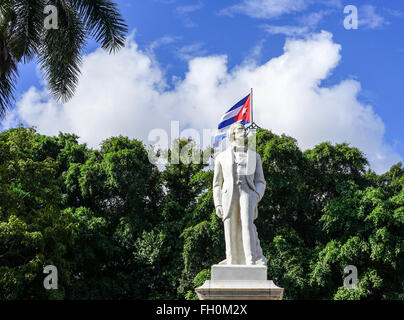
254;154;266;201
213;157;223;208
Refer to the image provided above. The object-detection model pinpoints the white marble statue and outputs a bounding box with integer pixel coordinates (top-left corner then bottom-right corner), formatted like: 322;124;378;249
213;122;267;265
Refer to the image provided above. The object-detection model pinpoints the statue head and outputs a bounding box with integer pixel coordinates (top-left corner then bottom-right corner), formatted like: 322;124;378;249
228;122;246;145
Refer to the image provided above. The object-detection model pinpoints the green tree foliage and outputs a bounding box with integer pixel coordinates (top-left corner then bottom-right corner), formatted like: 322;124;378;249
0;127;76;299
0;126;402;299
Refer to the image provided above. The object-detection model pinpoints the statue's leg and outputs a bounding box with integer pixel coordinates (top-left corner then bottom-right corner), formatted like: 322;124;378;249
239;185;255;265
223;192;241;265
235;216;245;264
230;210;242;264
223;218;233;264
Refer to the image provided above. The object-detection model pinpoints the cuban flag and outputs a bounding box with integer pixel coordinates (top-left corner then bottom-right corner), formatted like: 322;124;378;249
213;93;251;147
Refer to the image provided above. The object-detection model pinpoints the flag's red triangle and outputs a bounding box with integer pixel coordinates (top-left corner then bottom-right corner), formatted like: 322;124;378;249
233;94;251;123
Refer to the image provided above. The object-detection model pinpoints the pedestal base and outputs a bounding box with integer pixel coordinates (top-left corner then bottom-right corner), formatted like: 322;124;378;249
195;265;284;300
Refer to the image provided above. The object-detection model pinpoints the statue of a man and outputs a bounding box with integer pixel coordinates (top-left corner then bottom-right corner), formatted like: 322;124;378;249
213;122;267;265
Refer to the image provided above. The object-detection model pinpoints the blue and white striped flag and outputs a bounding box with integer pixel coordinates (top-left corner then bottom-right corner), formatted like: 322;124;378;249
213;93;251;147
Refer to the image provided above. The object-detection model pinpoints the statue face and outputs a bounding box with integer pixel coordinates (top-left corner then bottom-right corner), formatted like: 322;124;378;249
233;125;245;144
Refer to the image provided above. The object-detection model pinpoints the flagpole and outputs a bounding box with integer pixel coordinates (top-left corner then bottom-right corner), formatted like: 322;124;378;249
250;87;253;124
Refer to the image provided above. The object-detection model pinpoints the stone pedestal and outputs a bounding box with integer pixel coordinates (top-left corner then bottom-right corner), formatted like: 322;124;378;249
195;265;284;300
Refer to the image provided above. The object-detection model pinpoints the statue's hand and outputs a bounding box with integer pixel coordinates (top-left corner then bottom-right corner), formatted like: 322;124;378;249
216;206;224;219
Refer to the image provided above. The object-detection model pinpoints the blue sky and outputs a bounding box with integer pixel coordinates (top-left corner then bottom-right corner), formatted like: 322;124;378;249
2;0;404;173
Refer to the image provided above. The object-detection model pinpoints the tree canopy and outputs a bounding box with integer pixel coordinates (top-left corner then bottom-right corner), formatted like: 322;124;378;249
0;126;403;299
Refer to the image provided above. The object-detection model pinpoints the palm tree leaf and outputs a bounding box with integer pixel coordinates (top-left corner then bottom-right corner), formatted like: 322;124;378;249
8;0;46;62
70;0;127;52
38;0;86;103
0;28;18;118
0;0;127;116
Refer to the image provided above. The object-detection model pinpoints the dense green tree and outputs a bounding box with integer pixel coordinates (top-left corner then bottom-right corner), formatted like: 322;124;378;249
313;163;404;300
149;139;213;299
0;127;77;299
0;126;402;300
64;136;162;299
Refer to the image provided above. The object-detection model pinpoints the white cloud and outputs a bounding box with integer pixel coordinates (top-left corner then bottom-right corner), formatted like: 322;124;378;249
148;35;180;52
4;32;401;173
263;25;309;36
174;1;203;28
262;8;336;37
298;10;332;28
176;42;207;61
262;10;331;37
384;8;404;19
244;39;267;63
359;5;388;29
220;0;309;19
175;2;203;15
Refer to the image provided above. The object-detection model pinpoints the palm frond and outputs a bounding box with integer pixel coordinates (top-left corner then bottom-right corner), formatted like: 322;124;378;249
8;0;46;62
0;28;18;118
38;0;86;103
0;0;127;115
70;0;127;53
